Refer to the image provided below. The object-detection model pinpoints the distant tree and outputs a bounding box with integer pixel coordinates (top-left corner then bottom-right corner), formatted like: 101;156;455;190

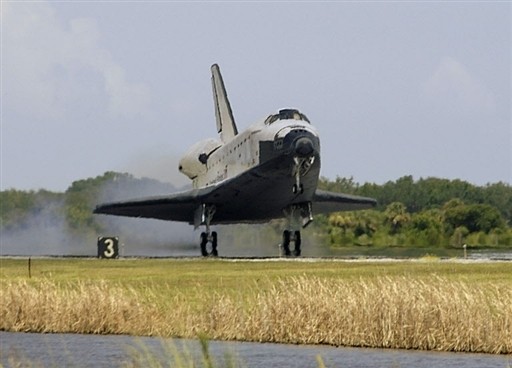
318;176;358;194
410;209;445;246
320;176;511;248
411;209;443;232
451;226;469;247
0;189;63;231
64;172;136;232
482;182;512;224
64;171;178;233
329;213;354;234
0;190;36;228
384;202;411;234
444;201;504;234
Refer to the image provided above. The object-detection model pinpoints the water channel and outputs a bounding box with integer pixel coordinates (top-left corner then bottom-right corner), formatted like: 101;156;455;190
1;332;509;368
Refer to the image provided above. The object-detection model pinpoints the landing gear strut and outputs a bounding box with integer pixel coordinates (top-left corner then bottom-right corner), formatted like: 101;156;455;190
292;156;315;194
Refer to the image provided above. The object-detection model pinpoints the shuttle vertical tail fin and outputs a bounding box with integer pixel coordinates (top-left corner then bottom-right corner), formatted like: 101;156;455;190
211;64;238;143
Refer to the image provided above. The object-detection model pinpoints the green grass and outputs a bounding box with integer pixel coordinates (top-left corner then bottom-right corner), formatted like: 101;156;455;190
2;257;511;295
2;257;511;317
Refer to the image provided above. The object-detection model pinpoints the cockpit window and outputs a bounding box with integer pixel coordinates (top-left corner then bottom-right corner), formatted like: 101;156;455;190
264;109;310;125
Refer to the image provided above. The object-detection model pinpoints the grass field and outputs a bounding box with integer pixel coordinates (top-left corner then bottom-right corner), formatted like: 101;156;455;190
1;257;511;354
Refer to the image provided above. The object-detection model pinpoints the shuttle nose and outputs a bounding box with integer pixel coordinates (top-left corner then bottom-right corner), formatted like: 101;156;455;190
294;137;314;156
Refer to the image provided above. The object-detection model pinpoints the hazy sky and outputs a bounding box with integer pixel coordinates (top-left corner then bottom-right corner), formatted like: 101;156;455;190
2;1;511;192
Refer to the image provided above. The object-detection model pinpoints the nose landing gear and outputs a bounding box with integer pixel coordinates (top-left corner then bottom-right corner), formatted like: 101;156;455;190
292;156;315;194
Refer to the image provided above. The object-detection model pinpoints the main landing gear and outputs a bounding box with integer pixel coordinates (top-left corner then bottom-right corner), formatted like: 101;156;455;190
196;204;218;257
281;203;313;257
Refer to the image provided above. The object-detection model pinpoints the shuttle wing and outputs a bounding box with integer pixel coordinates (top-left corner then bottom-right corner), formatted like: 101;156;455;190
94;186;376;224
93;188;210;223
312;190;377;213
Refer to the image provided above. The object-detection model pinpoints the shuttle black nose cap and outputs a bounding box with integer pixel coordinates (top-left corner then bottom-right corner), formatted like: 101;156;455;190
295;137;314;156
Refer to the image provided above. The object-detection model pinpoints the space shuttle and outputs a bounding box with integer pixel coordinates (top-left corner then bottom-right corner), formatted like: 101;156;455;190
94;64;376;257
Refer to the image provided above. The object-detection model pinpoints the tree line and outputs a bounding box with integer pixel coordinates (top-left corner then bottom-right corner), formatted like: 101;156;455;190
1;172;511;250
317;175;511;248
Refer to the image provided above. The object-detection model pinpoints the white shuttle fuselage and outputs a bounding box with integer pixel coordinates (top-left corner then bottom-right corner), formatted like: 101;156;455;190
179;116;319;190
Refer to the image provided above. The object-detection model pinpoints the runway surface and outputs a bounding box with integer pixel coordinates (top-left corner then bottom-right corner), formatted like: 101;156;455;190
1;254;511;262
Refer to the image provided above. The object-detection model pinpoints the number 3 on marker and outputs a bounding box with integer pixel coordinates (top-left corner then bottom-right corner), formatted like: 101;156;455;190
98;237;118;259
104;238;115;258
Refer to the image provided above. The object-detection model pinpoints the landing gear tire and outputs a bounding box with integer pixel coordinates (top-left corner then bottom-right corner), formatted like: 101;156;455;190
200;231;218;257
282;230;302;257
200;232;208;257
294;231;301;257
211;231;218;257
282;230;291;256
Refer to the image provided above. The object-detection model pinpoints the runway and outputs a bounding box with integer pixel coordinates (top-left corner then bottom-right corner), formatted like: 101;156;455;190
1;254;511;262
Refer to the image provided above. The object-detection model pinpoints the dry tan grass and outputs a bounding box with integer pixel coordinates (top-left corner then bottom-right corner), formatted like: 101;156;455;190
179;276;512;354
2;276;511;354
2;281;160;336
